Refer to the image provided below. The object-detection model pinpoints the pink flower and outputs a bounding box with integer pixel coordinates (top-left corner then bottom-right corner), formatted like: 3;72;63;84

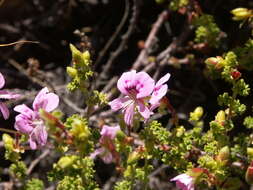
149;73;170;105
109;70;155;125
171;173;194;190
14;87;59;149
91;125;120;164
0;72;20;119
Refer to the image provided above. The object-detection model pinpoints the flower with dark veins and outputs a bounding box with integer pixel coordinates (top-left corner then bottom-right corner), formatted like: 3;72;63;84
14;87;59;149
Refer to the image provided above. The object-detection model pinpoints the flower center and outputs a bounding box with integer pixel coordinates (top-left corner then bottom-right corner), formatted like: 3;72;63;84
124;80;144;97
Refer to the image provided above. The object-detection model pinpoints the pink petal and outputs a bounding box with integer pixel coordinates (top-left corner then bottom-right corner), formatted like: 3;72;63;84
29;137;37;150
29;125;48;150
0;90;20;99
100;125;121;140
33;87;59;112
33;125;48;146
0;72;5;89
14;114;34;134
117;70;137;95
109;96;130;111
171;174;194;190
135;72;155;99
149;85;168;105
136;101;151;119
90;147;105;159
156;73;171;87
101;151;113;164
123;103;135;126
44;93;59;112
0;102;9;119
14;104;34;117
150;102;160;112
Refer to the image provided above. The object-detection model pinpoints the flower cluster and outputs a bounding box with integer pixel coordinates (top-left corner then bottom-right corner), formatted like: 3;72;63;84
109;70;170;126
14;87;59;149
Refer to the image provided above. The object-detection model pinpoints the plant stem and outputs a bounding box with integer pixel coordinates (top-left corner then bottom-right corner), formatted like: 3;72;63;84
0;127;19;134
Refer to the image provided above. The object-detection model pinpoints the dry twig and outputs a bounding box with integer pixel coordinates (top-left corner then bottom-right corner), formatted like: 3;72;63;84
97;0;139;84
132;10;169;70
94;0;130;69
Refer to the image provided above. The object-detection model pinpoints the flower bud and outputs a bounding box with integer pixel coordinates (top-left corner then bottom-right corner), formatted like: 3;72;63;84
127;151;140;164
66;67;77;78
82;51;90;60
57;155;78;169
176;126;185;137
216;146;230;163
231;8;252;20
247;148;253;159
190;106;204;121
3;133;14;150
71;120;90;140
205;56;224;69
246;161;253;184
215;110;226;125
231;70;241;80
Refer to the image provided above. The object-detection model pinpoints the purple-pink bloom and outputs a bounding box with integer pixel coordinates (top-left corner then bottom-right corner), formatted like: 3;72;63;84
149;73;170;105
14;87;59;150
0;72;20;119
171;173;194;190
91;125;120;164
109;70;155;126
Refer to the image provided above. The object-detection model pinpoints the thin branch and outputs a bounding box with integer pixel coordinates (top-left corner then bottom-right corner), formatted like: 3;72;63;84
0;40;39;47
132;10;169;70
8;59;51;90
97;0;139;83
94;0;130;69
26;149;50;175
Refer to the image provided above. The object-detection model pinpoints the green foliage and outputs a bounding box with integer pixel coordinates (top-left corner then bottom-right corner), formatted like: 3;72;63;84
57;176;86;190
64;114;94;155
9;161;27;180
67;44;93;91
86;90;108;106
169;0;189;11
193;14;222;48
232;79;250;96
140;121;171;147
114;180;132;190
48;156;99;190
2;134;21;162
24;178;44;190
234;39;253;70
67;44;108;108
244;116;253;129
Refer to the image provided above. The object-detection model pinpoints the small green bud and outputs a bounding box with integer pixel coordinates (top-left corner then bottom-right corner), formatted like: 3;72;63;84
205;56;224;69
3;133;14;150
215;110;226;125
70;120;90;140
66;67;77;78
176;126;185;137
83;51;90;60
216;146;230;163
231;8;253;20
127;151;140;164
190;106;204;121
57;155;78;169
247;148;253;159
